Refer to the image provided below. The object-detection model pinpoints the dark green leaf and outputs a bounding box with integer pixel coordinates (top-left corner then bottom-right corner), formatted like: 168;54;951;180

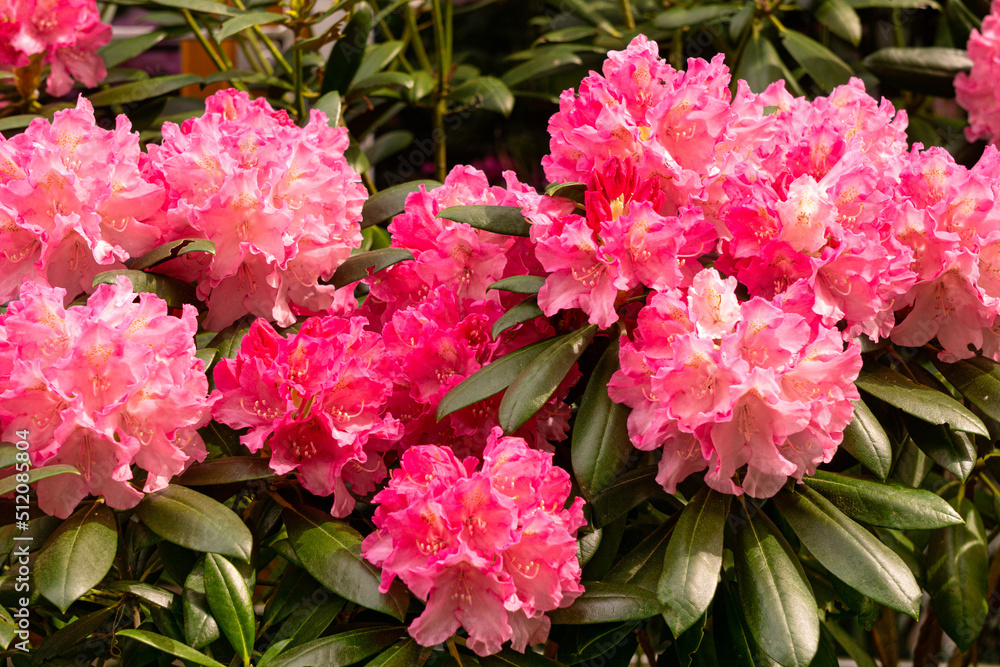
87;74;203;107
502;49;584;87
856;365;988;435
654;4;740;28
268;625;405;667
31;607;117;664
492;297;544;339
499;324;597;432
207;316;254;359
926;499;989;651
101;31;169;69
314;90;342;126
821;620;876;667
933;354;1000;424
366;638;422;667
488;275;545;295
263;566;319;629
116;630;227;667
126;238;216;271
0;607;14;650
283;505;409;620
815;0;862;45
803;470;963;529
589;465;661;528
605;520;675;591
437;337;558;420
92;270;197;309
734;509;819;667
257;639;292;667
325;248;413;288
863;47;971;96
774;486;921;617
175;456;275;486
738;32;785;94
840;398;893;480
276;593;345;648
713;581;756;667
902;413;977;481
572;339;633;499
322;2;373;95
449;76;515;116
184;560;220;649
0;464;79;496
346;71;414;100
659;488;727;637
781;30;853;91
544;181;586;204
548;582;662;624
556;0;620;35
147;0;243;14
218;11;283;40
135;484;252;561
105;580;175;608
350;41;406;85
946;0;981;47
583;515;626;581
437;205;531;237
360;180;441;229
195;348;217;369
844;0;939;6
204;554;255;662
730;3;755;41
34;502;116;613
479;649;563;666
366;130;414;166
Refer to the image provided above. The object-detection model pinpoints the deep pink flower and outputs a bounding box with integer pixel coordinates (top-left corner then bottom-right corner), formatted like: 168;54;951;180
956;0;1000;145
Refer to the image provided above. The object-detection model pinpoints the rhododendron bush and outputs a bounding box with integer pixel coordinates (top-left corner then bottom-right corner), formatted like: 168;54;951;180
2;2;1000;666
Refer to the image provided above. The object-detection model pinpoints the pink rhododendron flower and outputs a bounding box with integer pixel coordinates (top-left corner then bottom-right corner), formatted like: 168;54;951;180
146;89;367;330
362;428;585;655
0;277;215;518
0;97;165;303
212;314;401;517
608;268;861;498
956;0;1000;145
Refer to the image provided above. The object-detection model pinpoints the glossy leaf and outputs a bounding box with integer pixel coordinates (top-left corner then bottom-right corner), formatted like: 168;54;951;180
658;488;727;637
572;339;633;499
314;90;342;126
492;296;544;339
437;204;531;236
781;30;852;91
204;554;255;662
127;238;216;271
548;582;662;624
325;248;414;288
437;337;557;420
367;638;422;667
934;354;1000;424
589;465;661;528
654;4;740;28
840;398;893;480
855;366;988;435
902;414;977;481
92;269;198;309
926;499;989;651
449;76;515;116
31;607;117;664
502;49;584;87
184;560;221;649
366;130;414;166
87;74;203;107
277;593;346;649
135;484;252;561
605;520;675;591
815;0;862;45
864;47;971;96
346;71;414;101
283;505;409;620
321;2;373;95
268;625;405;667
734;509;819;667
100;30;168;69
500;324;597;432
713;581;756;667
262;566;321;629
175;456;275;486
116;629;227;667
738;32;785;93
0;464;79;495
218;11;283;40
774;486;921;618
360;180;441;229
803;470;963;529
34;502;116;613
351;41;406;85
105;580;175;608
488;275;545;295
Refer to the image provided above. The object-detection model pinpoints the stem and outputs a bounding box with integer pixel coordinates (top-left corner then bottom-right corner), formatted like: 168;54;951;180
231;0;295;77
294;48;306;122
405;5;434;73
431;0;451;181
244;30;275;75
446;638;464;666
618;0;635;30
182;9;228;72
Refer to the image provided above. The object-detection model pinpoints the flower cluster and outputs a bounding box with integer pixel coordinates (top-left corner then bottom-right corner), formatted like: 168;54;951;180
0;0;111;96
146;89;367;331
956;0;1000;146
0;277;215;518
0;97;165;303
362;428;585;655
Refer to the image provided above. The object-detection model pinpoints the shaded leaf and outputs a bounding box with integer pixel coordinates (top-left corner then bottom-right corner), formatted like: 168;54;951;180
135;484;252;561
548;582;662;624
738;31;785;93
105;580;175;608
268;625;405;667
87;74;203;107
175;456;275;486
437;205;531;237
840;398;893;480
589;465;661;528
325;248;413;288
147;0;243;14
101;31;169;69
902;414;977;481
314;90;342;126
361;180;441;229
492;296;544;339
184;560;220;649
654;4;740;28
864;47;971;96
31;607;117;664
126;238;215;271
781;30;853;91
502;49;583;87
605;520;675;591
92;269;197;309
0;464;79;496
449;76;515;116
218;11;283;40
322;2;373;95
366;130;413;166
116;630;227;667
366;638;422;667
815;0;862;45
934;354;1000;424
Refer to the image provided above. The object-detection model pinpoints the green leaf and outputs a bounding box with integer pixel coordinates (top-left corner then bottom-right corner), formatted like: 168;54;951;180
207;316;254;359
175;456;275;486
87;74;203;107
268;625;405;667
0;464;79;496
283;505;409;620
492;297;544;339
844;0;939;6
572;339;633;499
863;47;971;97
659;488;727;637
321;2;373;95
926;499;989;651
100;31;168;69
366;130;414;167
218;11;283;40
116;630;227;667
0;115;35;132
346;71;414;101
437;205;531;236
548;582;662;624
713;580;756;667
821;620;876;667
92;269;197;309
360;180;441;229
183;560;220;649
840;398;893;480
933;354;1000;424
488;275;545;294
502;49;583;87
263;566;320;629
557;0;621;35
203;554;255;663
31;607;117;664
730;3;755;41
366;638;422;667
946;0;980;47
257;639;292;667
126;238;216;271
449;76;515;116
437;337;558;420
780;30;853;91
351;41;406;86
815;0;862;45
147;0;243;14
803;470;964;529
774;486;921;618
314;90;342;126
499;324;597;432
605;520;675;591
856;365;988;436
276;593;345;649
902;413;977;481
105;580;175;608
325;248;413;288
135;484;252;561
734;508;819;667
738;31;786;94
654;4;740;29
34;502;116;613
589;465;661;528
